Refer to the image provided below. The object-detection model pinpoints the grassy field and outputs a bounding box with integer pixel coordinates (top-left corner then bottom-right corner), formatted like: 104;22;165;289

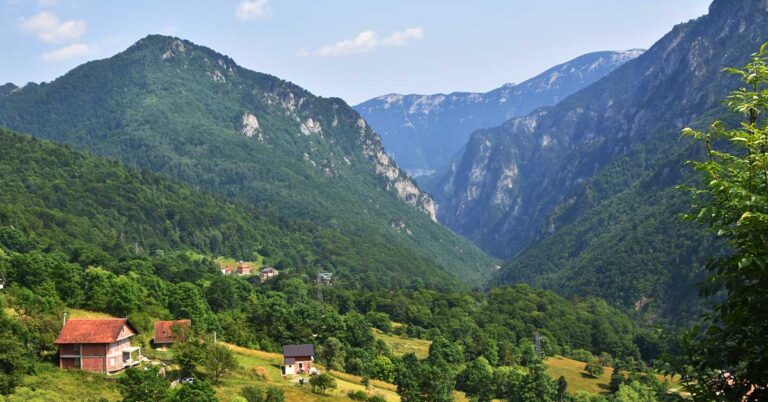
544;356;613;394
373;329;431;359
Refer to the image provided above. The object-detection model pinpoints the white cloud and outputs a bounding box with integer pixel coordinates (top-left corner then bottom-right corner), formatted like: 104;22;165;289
236;0;269;21
21;11;86;44
299;27;424;57
381;27;424;46
42;43;92;61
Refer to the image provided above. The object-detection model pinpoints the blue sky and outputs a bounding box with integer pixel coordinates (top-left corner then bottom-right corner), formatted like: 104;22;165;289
1;0;712;104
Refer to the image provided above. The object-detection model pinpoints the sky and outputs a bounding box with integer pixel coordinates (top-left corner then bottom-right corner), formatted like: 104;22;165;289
0;0;712;104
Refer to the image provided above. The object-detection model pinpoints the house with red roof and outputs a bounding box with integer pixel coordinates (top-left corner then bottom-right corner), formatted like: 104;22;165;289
153;319;191;348
55;318;140;374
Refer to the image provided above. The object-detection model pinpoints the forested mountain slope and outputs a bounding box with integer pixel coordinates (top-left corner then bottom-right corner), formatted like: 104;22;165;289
0;127;462;289
355;50;641;175
434;0;766;317
0;35;496;285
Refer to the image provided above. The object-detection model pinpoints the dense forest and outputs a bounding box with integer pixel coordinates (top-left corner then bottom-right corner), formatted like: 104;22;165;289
0;127;678;401
0;35;497;285
0;127;462;290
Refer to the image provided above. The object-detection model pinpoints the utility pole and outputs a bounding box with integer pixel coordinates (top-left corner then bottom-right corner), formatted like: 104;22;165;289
534;331;543;358
317;272;333;315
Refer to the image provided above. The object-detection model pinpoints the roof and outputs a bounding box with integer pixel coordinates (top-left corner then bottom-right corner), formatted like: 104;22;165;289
55;319;137;344
283;344;314;357
261;267;277;273
284;357;295;364
154;319;191;344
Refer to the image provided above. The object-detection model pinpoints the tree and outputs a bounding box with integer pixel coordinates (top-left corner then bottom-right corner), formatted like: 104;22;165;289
427;336;464;365
118;366;169;402
203;343;239;384
419;357;456;402
309;373;337;394
170;378;218;402
585;361;604;378
172;336;205;377
678;42;768;400
108;275;143;317
0;337;31;395
460;357;495;402
506;365;557;402
320;337;345;371
556;376;568;402
612;381;657;402
369;355;395;383
609;366;624;393
395;353;422;402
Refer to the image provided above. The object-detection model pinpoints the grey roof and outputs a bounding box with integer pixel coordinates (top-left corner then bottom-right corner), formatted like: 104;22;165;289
284;357;295;364
283;344;314;357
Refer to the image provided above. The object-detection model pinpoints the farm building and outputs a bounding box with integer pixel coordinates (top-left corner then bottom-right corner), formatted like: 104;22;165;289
259;267;279;282
282;344;315;375
55;318;140;374
236;261;253;275
153;319;191;347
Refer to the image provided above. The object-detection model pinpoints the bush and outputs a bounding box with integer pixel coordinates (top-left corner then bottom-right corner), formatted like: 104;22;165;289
570;349;595;363
585;361;604;378
347;390;368;400
241;385;284;402
367;395;386;402
310;373;337;394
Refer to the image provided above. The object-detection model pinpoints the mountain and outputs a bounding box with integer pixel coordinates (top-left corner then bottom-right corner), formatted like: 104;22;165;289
0;127;466;289
433;0;766;317
354;50;642;176
0;35;496;286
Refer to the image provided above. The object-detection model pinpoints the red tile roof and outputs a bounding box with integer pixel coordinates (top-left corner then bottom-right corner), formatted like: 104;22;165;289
54;319;136;344
154;319;191;344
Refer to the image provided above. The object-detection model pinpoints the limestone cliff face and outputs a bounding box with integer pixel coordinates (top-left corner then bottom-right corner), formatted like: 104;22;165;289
0;34;495;283
436;0;768;261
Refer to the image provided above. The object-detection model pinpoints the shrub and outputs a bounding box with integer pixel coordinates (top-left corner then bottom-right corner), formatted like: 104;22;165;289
347;390;368;400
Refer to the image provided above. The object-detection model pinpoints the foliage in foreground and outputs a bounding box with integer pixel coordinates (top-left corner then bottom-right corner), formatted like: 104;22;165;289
671;42;768;401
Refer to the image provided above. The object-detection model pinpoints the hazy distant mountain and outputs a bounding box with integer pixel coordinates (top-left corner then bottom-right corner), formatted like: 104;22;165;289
433;0;765;317
354;50;642;175
0;35;497;286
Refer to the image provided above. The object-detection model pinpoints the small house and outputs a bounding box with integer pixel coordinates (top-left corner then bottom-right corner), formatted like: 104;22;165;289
55;318;140;374
221;266;234;275
153;319;191;348
282;344;315;375
236;261;252;276
259;267;279;282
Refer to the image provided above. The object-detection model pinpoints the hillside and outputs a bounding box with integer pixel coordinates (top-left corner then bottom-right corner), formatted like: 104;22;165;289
355;50;641;176
432;0;766;317
0;35;496;286
0;127;461;289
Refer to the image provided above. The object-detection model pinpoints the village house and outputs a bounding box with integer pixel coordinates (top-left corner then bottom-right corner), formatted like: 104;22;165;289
55;318;141;374
236;261;252;275
153;319;191;348
282;344;315;375
259;267;279;282
221;266;234;275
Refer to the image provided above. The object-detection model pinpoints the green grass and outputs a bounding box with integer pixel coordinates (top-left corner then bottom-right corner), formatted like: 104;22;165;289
16;364;121;401
373;328;431;359
544;356;613;394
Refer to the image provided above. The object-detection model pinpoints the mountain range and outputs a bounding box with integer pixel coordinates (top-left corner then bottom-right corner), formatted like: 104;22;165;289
354;50;642;176
432;0;765;318
0;35;496;287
